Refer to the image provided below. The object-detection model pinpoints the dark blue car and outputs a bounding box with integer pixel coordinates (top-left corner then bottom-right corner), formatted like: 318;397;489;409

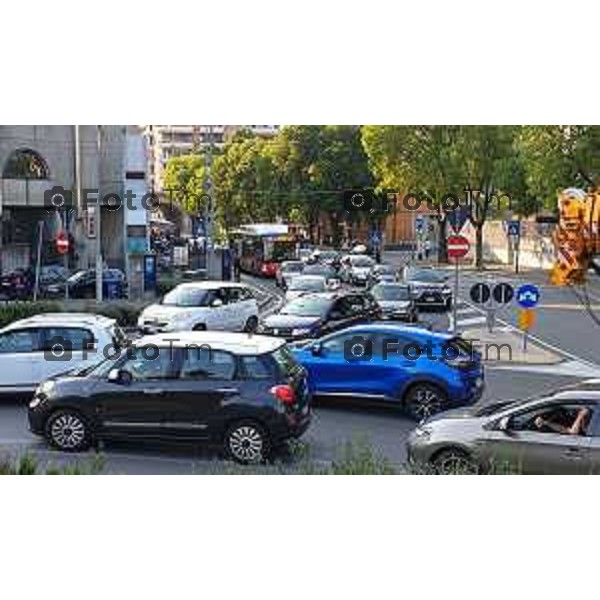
291;323;484;420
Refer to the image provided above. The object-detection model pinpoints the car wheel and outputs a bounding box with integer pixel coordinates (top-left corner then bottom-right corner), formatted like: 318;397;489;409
432;448;476;474
192;323;206;331
404;383;447;421
224;420;270;464
244;316;259;333
45;410;91;452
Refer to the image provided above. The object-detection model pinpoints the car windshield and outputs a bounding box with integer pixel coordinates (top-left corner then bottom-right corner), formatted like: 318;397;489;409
304;265;333;277
372;285;410;301
282;296;331;317
282;262;303;273
351;257;374;267
408;269;447;282
161;287;213;307
67;270;88;283
288;277;326;292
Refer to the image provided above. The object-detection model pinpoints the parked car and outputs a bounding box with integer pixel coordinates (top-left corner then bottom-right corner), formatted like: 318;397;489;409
28;332;312;463
403;266;452;310
407;381;600;474
368;264;397;286
0;268;35;300
45;268;127;300
370;283;418;322
298;248;314;264
0;313;125;397
339;255;376;286
302;264;341;289
261;291;381;341
292;324;484;420
275;260;304;289
138;281;259;334
285;275;328;302
317;249;341;270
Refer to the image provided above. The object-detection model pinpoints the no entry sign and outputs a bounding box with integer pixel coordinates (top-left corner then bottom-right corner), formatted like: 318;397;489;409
56;232;69;255
447;234;470;259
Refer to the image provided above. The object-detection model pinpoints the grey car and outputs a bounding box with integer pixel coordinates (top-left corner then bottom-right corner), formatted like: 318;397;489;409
403;266;452;310
407;382;600;474
370;283;417;322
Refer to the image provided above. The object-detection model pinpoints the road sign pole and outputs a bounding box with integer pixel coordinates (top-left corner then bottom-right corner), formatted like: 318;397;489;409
451;257;459;333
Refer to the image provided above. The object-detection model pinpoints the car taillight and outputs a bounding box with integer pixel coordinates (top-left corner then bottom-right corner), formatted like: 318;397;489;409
270;384;296;405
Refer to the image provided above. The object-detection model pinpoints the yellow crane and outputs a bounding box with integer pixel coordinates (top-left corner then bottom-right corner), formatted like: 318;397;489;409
550;188;600;285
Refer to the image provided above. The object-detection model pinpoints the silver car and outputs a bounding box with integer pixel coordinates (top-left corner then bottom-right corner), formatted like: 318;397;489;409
407;382;600;474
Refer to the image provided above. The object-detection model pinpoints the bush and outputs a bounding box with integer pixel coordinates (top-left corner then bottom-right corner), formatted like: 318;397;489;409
85;301;145;328
0;452;105;475
0;301;63;328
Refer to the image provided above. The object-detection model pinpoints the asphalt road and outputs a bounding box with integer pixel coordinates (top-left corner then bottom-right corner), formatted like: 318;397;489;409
0;259;593;473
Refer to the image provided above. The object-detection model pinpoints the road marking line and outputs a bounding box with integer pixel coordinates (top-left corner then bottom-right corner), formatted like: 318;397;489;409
459;297;600;371
457;316;487;326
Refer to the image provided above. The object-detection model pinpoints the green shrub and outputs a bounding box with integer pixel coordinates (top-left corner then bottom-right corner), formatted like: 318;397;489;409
0;301;63;328
86;301;144;327
0;452;105;475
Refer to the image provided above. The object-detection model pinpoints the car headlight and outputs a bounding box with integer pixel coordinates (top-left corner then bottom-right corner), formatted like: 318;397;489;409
412;426;432;441
442;287;452;295
292;327;311;337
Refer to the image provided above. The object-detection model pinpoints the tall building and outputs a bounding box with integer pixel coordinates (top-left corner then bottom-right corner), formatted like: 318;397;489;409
0;125;151;284
145;125;280;192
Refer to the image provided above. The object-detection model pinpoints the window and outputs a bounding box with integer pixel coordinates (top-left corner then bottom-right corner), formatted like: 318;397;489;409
240;355;274;380
180;349;235;380
509;403;594;436
238;287;254;301
331;297;355;319
224;288;242;304
0;329;41;353
346;295;367;315
321;331;369;355
2;149;50;179
122;348;176;381
41;327;95;352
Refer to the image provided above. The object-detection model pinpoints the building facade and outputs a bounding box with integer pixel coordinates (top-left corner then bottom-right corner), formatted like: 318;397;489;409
0;125;150;285
145;125;280;192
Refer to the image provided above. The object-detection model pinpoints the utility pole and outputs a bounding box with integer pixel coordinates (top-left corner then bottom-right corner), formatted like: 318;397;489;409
204;125;219;279
95;125;103;303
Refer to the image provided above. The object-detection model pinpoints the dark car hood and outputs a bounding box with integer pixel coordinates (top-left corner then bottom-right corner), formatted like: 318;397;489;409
264;313;322;328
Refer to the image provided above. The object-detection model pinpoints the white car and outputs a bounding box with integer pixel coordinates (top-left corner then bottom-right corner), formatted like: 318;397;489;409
0;313;123;396
284;275;327;302
138;281;259;334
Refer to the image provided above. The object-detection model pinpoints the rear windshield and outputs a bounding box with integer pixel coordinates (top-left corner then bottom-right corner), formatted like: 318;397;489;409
271;345;301;377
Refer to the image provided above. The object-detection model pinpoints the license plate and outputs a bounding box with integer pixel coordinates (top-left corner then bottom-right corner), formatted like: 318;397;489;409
273;328;279;335
425;297;435;302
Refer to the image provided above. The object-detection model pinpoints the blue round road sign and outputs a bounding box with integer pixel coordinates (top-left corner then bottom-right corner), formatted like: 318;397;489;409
516;284;540;308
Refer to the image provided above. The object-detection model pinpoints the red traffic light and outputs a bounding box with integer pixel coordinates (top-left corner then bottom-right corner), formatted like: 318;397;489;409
56;232;70;255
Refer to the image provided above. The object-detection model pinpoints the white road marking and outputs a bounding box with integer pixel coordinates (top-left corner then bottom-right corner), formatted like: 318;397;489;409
457;316;487;326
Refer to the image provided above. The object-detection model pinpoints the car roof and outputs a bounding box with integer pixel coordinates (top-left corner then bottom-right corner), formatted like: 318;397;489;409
135;331;285;355
2;312;116;331
340;322;452;340
173;280;248;290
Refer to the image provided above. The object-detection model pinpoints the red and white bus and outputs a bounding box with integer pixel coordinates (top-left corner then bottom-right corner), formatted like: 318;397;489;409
232;224;297;277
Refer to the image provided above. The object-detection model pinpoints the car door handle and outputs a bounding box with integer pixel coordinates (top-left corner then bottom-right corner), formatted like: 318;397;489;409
564;447;584;460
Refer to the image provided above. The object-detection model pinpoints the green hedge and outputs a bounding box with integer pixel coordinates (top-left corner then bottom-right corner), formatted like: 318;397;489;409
0;300;145;329
0;301;63;328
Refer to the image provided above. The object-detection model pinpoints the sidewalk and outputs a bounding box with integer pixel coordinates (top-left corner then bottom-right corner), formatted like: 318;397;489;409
461;325;562;365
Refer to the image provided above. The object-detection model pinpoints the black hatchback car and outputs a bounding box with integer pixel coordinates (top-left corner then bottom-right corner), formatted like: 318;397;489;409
260;291;382;341
28;332;311;464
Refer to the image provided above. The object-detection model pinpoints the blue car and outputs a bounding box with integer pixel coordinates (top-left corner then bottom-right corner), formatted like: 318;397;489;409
291;323;484;420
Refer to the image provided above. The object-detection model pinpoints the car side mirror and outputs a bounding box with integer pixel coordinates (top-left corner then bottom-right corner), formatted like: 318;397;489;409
311;343;322;356
498;416;510;431
211;298;224;308
108;368;131;384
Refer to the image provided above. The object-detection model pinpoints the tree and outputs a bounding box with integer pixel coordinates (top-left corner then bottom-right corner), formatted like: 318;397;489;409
362;125;519;268
518;126;600;209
